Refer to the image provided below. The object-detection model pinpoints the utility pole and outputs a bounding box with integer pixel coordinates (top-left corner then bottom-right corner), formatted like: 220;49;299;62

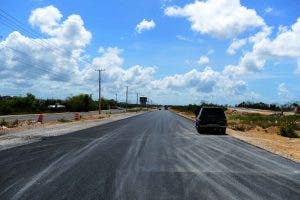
115;93;118;102
95;69;105;114
136;92;139;105
125;86;128;112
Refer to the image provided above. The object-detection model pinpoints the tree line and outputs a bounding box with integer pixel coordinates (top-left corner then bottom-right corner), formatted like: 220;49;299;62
171;101;299;114
0;93;120;115
236;101;299;111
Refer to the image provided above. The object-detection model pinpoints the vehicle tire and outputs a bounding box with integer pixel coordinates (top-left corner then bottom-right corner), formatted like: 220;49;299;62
220;128;226;135
197;127;206;134
196;127;202;134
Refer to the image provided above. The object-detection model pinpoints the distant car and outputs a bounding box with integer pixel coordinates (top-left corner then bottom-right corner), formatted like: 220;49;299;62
195;107;227;134
48;103;65;110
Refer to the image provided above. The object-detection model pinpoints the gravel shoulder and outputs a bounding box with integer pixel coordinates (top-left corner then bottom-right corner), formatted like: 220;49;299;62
0;112;146;151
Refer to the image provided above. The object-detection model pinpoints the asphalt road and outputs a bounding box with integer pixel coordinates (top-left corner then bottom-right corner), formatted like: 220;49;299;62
0;111;299;200
0;109;125;123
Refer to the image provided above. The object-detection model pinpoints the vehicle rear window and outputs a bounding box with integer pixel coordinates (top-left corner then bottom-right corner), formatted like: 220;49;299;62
201;108;225;119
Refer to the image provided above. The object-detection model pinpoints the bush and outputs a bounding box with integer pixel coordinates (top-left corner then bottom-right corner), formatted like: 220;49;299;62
65;94;96;112
0;93;39;115
11;119;19;127
279;121;298;138
57;118;71;123
230;123;254;132
0;119;8;127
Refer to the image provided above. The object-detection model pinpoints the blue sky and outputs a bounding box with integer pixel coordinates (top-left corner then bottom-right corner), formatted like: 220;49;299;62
0;0;299;105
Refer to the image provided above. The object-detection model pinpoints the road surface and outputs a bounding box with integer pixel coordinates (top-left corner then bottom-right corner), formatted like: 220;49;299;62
0;109;125;123
0;111;299;200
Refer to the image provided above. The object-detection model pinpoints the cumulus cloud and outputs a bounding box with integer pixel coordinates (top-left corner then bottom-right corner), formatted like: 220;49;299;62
91;48;248;103
152;67;247;97
0;5;92;89
0;5;252;104
91;47;156;90
225;18;300;75
29;5;62;34
278;83;293;100
176;35;192;42
264;7;273;14
227;38;247;55
165;0;265;38
135;19;156;34
198;55;209;65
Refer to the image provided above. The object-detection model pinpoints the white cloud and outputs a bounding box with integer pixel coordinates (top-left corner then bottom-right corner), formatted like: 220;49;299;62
226;18;300;75
176;35;192;42
152;67;247;97
92;49;248;104
227;38;247;55
264;7;273;13
0;6;99;95
198;55;209;65
29;5;62;34
278;83;293;100
165;0;265;38
91;47;156;90
0;5;252;104
135;19;156;34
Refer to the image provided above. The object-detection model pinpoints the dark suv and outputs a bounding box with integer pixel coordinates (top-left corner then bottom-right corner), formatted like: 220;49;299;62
195;107;227;134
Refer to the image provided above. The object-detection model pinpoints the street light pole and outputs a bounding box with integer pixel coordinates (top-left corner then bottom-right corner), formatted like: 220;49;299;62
125;86;128;112
96;69;105;114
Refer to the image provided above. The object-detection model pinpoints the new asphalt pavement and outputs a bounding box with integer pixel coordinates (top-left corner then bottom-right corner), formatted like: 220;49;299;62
0;110;299;199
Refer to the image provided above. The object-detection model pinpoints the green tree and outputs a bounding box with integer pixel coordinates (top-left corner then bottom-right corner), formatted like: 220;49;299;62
65;94;95;112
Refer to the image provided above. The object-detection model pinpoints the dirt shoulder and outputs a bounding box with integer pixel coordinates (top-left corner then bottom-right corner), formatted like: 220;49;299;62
171;109;300;163
0;111;147;151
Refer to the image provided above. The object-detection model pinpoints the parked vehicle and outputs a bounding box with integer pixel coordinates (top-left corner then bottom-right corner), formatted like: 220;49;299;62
195;107;227;134
47;103;66;110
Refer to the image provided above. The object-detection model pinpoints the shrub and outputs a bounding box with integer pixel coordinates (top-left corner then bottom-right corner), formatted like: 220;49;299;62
57;118;71;123
279;123;298;138
11;119;19;127
0;119;8;127
230;123;254;132
65;94;95;112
